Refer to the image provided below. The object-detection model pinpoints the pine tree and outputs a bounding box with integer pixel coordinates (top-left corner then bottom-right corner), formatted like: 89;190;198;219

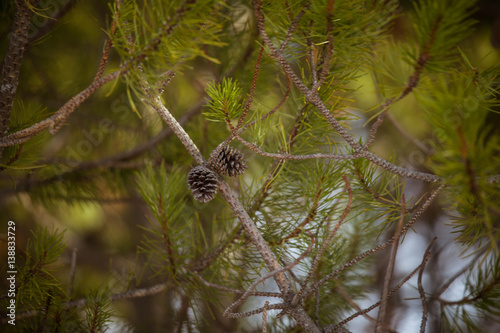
1;0;500;332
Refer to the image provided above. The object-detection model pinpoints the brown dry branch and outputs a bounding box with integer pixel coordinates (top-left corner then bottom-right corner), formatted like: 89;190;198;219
375;195;406;333
68;248;78;297
419;237;437;333
280;176;326;244
193;271;282;298
278;2;310;53
262;301;270;333
313;0;334;91
235;46;264;131
3;282;170;324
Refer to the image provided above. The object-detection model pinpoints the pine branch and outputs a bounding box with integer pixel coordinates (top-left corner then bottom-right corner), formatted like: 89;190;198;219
0;0;41;141
0;70;122;147
253;0;444;184
141;70;322;332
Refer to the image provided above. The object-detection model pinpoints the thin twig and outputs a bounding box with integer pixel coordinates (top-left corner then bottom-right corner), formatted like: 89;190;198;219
0;70;122;147
262;301;270;333
0;0;42;142
364;15;442;149
236;135;357;161
375;195;406;333
193;271;282;298
280;176;326;244
419;237;437;333
94;0;122;82
235;46;264;131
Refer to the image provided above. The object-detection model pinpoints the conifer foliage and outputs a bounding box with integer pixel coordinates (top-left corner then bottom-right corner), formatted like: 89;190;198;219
1;0;500;332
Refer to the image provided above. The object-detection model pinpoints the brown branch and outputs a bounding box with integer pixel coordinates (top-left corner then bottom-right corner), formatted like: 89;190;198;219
158;197;176;276
0;0;41;157
94;0;122;82
235;46;264;131
0;70;122;147
68;248;78;297
3;282;171;324
375;195;406;333
419;238;437;333
262;301;270;333
193;271;282;298
236;135;357;161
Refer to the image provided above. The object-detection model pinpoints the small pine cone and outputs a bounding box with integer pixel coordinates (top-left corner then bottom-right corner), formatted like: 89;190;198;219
187;165;218;203
208;144;247;177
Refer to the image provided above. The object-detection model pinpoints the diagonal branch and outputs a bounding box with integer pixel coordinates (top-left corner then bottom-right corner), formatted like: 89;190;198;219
0;70;122;148
375;195;406;333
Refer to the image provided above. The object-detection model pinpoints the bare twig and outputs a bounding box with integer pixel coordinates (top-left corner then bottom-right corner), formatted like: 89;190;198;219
0;0;42;144
262;301;270;333
375;195;406;333
235;46;264;131
4;282;171;324
419;237;437;333
193;271;282;298
0;70;122;147
236;135;357;161
94;0;122;82
364;16;442;149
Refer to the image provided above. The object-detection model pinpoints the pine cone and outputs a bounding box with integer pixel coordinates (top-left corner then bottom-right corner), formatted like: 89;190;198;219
208;144;247;177
187;165;218;203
